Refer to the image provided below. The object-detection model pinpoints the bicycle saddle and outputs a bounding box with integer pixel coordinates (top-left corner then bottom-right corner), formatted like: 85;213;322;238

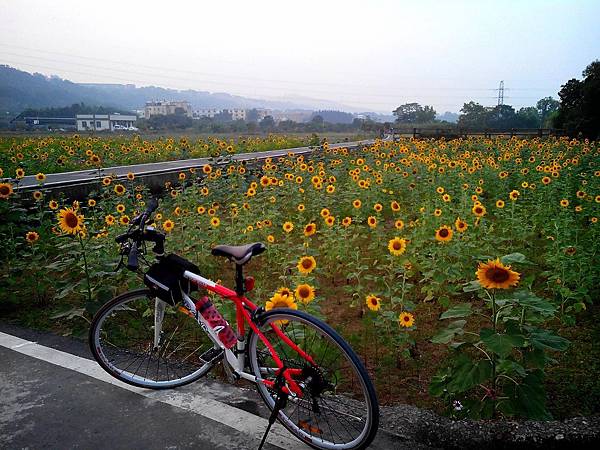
211;242;266;265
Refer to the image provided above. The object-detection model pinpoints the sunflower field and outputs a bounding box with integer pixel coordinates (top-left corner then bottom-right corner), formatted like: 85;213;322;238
1;135;599;420
0;134;316;176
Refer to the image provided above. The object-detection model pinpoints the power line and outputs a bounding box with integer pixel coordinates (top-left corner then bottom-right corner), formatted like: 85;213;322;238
0;54;508;101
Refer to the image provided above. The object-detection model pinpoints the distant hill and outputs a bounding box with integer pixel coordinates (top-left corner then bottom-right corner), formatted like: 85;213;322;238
0;65;380;116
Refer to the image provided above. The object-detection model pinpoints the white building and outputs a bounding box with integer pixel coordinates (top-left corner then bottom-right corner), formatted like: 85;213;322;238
226;108;247;121
76;114;137;131
144;100;192;119
194;108;221;119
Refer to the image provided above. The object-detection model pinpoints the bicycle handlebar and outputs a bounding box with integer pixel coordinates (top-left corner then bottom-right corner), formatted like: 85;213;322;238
115;197;165;271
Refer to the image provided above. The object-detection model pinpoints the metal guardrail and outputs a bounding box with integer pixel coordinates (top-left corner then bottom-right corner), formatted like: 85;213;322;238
9;140;375;192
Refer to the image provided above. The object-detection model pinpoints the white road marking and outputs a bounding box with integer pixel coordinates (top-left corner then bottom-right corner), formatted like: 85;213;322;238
0;331;307;449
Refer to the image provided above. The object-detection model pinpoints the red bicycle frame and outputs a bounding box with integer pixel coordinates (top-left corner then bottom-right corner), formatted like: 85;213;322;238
183;270;316;397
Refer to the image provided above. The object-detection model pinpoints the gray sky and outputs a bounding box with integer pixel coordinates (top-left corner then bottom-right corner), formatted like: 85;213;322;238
1;0;599;113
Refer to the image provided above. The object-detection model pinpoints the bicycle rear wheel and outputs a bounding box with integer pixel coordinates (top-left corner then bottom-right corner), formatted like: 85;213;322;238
89;289;218;389
247;308;379;450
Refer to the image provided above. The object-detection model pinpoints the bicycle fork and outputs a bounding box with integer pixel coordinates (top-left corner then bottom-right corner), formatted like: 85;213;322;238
154;299;166;349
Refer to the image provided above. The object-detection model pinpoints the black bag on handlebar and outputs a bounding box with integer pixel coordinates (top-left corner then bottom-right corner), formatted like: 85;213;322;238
143;254;199;305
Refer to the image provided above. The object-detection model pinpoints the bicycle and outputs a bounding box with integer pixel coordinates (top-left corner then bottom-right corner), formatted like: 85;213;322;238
89;198;379;449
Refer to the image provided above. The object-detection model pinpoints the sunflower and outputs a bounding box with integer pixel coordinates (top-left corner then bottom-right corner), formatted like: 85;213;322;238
114;184;126;196
102;177;112;186
0;183;14;199
496;200;505;209
455;217;468;233
297;256;317;274
210;217;220;228
105;214;116;226
162;219;175;233
116;204;126;214
33;191;43;201
178;172;186;181
542;176;551;185
325;216;335;227
16;168;25;178
391;200;400;212
434;208;442;217
436;186;445;194
476;258;520;289
472;204;487;217
326;185;335;194
49;200;58;210
388;237;407;256
297;203;305;212
35;173;46;182
395;219;404;230
373;203;383;212
509;190;520;201
367;216;377;228
283;221;294;233
266;292;297;312
304;223;317;237
365;294;381;312
25;231;39;244
88;199;96;207
342;217;352;227
295;284;316;304
202;164;212;174
435;225;453;243
320;208;330;218
58;208;84;235
560;199;569;207
399;311;415;328
119;215;130;225
352;199;362;209
267;235;275;243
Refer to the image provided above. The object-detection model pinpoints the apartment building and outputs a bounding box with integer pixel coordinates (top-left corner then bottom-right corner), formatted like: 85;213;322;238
144;100;192;119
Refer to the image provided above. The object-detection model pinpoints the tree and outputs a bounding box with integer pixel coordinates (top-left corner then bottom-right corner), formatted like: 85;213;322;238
516;107;541;128
487;104;517;129
259;115;275;131
246;108;260;123
458;102;489;128
536;97;559;126
416;105;436;123
554;60;600;139
393;103;436;124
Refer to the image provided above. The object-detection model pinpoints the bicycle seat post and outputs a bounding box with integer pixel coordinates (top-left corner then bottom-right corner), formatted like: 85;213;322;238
235;264;245;297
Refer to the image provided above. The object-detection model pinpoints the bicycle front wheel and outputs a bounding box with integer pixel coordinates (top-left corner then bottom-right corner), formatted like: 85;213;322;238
89;289;218;389
247;308;379;450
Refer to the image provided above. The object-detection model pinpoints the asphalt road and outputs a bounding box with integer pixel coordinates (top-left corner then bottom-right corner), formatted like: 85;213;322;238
13;140;374;191
0;323;408;450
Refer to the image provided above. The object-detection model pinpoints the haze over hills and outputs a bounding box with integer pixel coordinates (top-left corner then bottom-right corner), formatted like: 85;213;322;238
0;65;393;121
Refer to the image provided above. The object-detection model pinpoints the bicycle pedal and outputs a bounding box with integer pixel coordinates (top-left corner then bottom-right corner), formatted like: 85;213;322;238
199;347;224;364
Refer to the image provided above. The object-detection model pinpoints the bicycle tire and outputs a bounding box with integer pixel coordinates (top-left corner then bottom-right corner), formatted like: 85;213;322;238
89;289;218;389
246;308;379;450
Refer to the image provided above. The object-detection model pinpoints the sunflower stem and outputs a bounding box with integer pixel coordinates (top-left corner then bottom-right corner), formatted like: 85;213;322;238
79;234;92;305
491;289;497;419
